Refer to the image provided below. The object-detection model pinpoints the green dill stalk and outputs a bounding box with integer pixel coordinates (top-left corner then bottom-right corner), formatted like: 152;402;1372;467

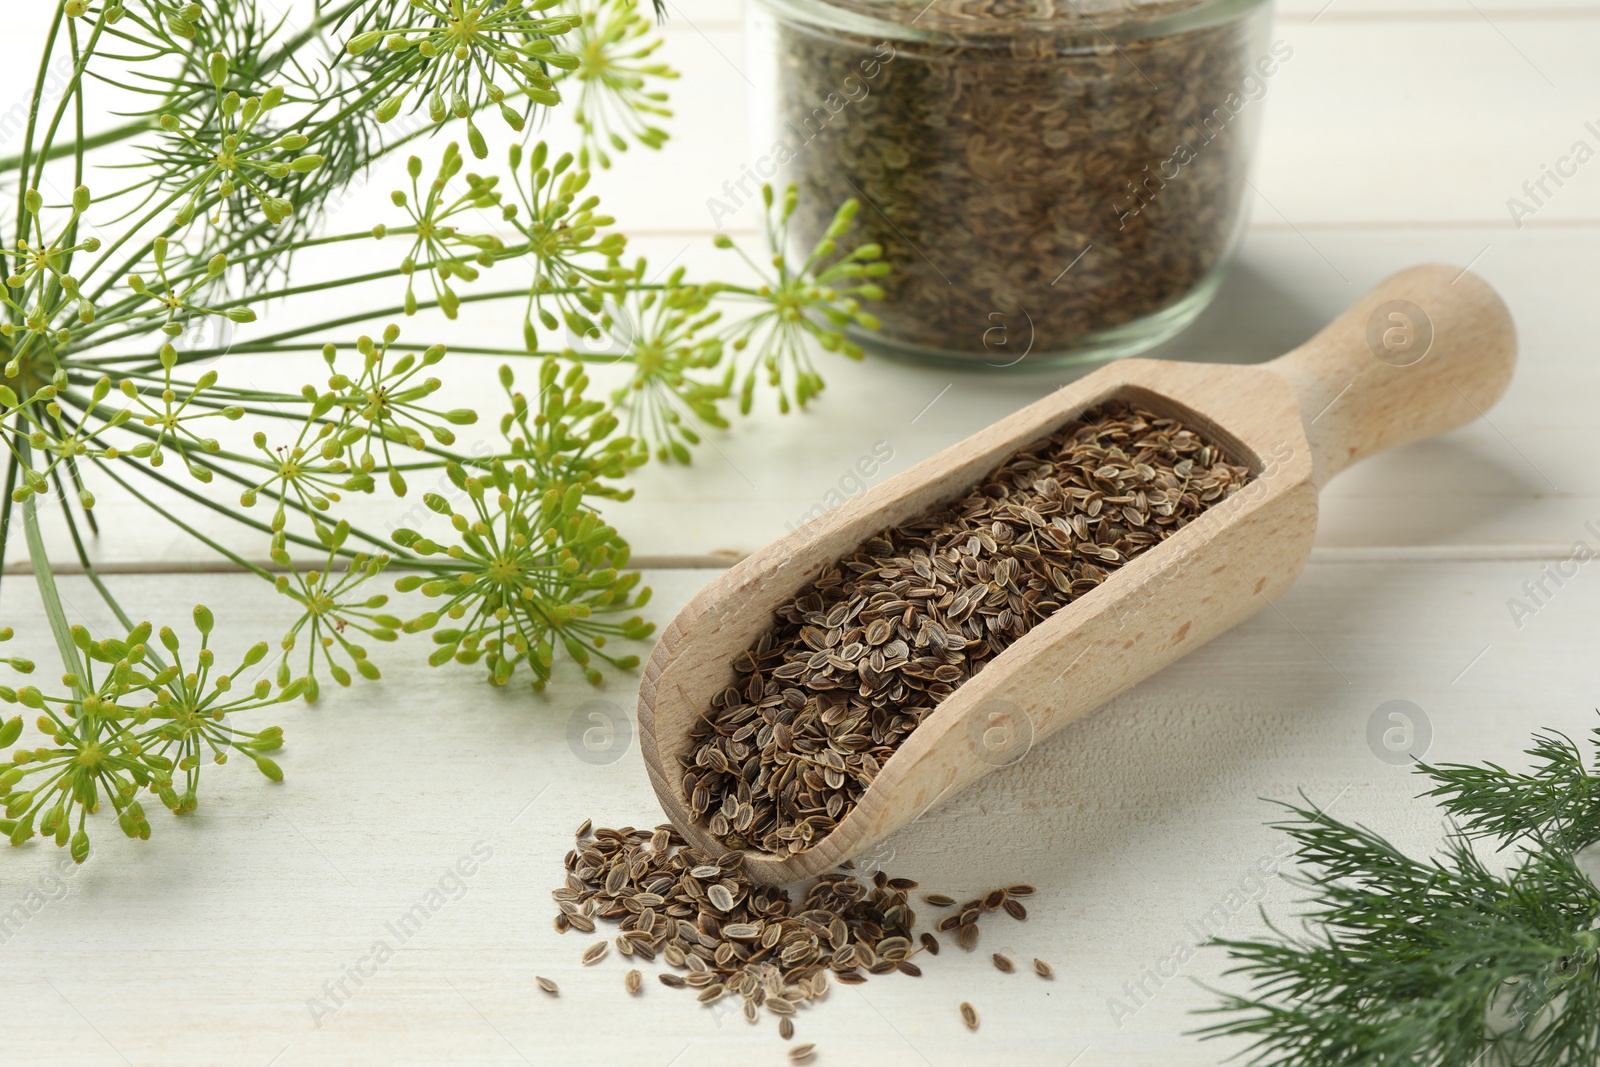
1197;722;1600;1066
0;0;884;864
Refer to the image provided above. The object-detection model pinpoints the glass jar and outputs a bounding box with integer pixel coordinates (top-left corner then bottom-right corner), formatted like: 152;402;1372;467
748;0;1278;368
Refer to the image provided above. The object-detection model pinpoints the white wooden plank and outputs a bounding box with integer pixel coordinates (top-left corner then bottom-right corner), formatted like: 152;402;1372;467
11;222;1591;569
0;558;1594;1064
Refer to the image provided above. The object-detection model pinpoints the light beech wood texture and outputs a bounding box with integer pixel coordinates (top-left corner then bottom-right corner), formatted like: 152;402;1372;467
638;265;1517;884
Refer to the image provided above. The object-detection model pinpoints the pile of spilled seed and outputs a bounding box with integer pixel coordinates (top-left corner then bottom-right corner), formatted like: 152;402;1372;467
682;401;1252;856
545;821;1051;1057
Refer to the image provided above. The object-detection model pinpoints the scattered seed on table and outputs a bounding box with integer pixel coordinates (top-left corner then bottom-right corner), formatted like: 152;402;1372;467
925;893;956;908
536;976;558;996
937;914;962;933
553;822;938;1039
958;923;979;950
920;932;940;955
789;1043;816;1063
1034;958;1054;978
993;953;1015;973
575;818;592;839
1004;899;1028;921
982;889;1006;911
1007;884;1036;897
960;1002;979;1031
582;941;608;966
897;961;922;977
779;1016;795;1040
553;913;570;934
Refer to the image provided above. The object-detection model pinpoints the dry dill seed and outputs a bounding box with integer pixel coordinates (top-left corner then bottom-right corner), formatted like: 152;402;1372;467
897;960;922;977
992;952;1015;973
706;883;736;912
683;403;1250;861
553;821;928;1035
1003;899;1027;921
920;932;940;955
582;941;609;966
1007;884;1037;897
779;1016;795;1040
626;969;643;994
957;924;979;950
779;2;1265;359
960;1002;979;1031
575;818;592;839
536;976;558;996
981;889;1006;911
1034;958;1054;979
924;893;956;908
789;1044;817;1063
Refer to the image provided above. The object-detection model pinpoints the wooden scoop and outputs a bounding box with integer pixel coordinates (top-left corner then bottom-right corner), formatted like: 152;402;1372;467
638;265;1517;885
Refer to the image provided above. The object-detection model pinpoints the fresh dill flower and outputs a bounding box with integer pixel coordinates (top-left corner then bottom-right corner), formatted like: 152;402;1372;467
0;186;100;374
344;0;580;157
314;325;479;495
605;259;730;464
560;0;676;170
507;141;628;350
392;465;653;689
390;143;507;318
122;3;383;266
1199;720;1600;1067
124;240;258;341
275;526;399;702
155;56;324;228
500;356;644;499
0;610;297;862
238;422;357;535
115;341;245;481
2;374;131;509
713;185;887;415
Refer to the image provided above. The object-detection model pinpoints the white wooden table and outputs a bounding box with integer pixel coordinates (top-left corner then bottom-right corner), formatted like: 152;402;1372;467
4;2;1600;1064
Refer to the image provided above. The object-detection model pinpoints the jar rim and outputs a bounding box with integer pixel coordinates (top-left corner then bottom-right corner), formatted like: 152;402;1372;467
754;0;1272;41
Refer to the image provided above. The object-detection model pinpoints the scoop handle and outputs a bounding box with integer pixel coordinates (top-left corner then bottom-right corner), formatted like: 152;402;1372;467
1266;264;1517;487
